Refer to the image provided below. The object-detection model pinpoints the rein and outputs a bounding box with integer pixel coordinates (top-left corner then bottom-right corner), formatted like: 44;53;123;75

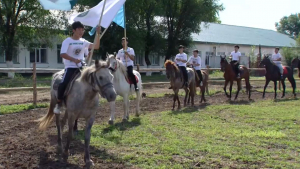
89;69;113;98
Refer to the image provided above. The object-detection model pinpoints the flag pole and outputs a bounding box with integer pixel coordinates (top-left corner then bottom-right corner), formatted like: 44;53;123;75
87;0;107;66
123;4;127;67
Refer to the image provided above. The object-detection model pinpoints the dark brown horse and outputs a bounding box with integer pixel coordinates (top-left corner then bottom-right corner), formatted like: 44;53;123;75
259;55;296;99
165;60;196;110
187;68;209;103
220;55;251;100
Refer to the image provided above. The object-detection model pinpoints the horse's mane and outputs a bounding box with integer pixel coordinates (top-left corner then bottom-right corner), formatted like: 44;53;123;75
164;60;181;79
80;61;108;83
108;54;128;79
164;60;179;71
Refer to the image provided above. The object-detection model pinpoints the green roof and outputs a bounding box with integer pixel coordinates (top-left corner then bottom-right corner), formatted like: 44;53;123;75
191;23;296;47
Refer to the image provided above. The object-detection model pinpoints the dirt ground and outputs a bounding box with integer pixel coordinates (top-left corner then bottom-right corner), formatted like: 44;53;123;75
0;84;297;169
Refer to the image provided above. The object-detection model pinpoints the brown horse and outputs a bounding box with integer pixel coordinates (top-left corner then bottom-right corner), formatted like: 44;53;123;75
291;57;300;78
220;55;251;100
165;60;196;110
187;68;209;103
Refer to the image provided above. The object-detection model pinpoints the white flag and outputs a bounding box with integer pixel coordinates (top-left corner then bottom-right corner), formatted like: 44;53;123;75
68;0;126;28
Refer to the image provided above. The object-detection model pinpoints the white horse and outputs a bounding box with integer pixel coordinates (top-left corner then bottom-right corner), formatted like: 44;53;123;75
107;53;142;124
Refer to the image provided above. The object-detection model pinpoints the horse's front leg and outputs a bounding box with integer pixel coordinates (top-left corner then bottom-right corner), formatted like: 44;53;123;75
63;115;75;161
84;115;95;169
234;80;241;100
229;81;233;100
122;95;129;122
263;79;270;98
55;113;63;155
73;119;78;135
223;80;230;98
108;101;116;125
201;86;206;103
135;90;141;117
281;80;286;98
184;88;188;107
172;93;176;110
274;81;277;99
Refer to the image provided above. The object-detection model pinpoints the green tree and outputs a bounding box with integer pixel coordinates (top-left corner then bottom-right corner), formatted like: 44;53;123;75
275;13;300;39
160;0;224;60
0;0;65;63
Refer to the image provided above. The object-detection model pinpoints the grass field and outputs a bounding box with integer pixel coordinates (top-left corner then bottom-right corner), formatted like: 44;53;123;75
75;99;300;169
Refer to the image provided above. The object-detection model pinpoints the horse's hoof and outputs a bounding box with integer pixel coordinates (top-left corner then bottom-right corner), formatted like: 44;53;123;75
122;118;128;123
108;120;114;125
85;160;94;169
281;96;285;98
56;146;63;155
63;151;69;161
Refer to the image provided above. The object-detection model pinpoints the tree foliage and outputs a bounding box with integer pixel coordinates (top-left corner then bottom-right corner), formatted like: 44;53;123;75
0;0;66;61
276;13;300;39
160;0;224;60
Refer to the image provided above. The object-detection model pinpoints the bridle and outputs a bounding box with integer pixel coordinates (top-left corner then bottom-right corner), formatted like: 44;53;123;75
108;58;119;73
89;68;113;98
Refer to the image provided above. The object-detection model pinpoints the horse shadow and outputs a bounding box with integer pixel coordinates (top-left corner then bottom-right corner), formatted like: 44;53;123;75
274;97;298;103
227;99;254;105
45;132;124;169
170;103;210;115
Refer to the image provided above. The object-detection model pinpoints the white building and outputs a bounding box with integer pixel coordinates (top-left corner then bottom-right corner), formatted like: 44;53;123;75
0;23;296;69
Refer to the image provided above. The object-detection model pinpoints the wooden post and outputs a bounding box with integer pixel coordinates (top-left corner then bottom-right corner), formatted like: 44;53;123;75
33;62;37;107
136;64;140;72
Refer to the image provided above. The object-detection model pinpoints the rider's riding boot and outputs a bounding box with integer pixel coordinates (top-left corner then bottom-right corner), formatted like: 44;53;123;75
134;85;139;92
54;101;62;114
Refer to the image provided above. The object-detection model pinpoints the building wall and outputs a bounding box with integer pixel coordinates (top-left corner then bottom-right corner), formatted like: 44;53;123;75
187;43;279;68
0;41;285;69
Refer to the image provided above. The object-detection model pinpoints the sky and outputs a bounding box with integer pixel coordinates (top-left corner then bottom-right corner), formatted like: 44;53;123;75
218;0;299;30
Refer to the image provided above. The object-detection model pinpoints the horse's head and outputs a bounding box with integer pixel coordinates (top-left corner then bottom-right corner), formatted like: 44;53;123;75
164;60;179;79
107;52;119;72
291;57;300;68
259;55;271;68
81;60;116;102
220;55;227;72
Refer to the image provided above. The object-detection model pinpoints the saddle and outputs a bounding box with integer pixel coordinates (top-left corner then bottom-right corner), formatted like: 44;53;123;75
52;69;81;98
125;75;139;84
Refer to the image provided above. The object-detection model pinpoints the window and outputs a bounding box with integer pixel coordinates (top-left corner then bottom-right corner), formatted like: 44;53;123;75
149;54;160;66
57;44;63;63
30;44;47;63
0;47;19;63
205;52;213;65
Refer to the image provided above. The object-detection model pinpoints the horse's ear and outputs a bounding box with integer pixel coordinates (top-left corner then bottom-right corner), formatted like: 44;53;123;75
95;59;100;68
113;52;117;58
106;52;109;58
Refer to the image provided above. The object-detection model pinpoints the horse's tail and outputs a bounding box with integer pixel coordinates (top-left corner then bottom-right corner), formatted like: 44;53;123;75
35;98;56;130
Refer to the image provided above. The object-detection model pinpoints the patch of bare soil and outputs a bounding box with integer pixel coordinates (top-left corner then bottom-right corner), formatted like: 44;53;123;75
0;85;297;168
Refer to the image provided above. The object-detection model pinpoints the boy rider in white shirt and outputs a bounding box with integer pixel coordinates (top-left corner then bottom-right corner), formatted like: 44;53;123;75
272;47;283;79
175;45;188;87
53;21;101;114
230;45;242;78
116;37;139;91
187;49;203;86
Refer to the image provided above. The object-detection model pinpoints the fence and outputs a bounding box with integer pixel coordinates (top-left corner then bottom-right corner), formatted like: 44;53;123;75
0;65;298;106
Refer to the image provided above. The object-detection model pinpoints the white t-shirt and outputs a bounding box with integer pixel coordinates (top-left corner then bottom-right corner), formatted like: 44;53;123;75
116;47;135;67
60;37;91;68
231;51;241;61
175;53;187;67
272;52;282;64
188;56;201;70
